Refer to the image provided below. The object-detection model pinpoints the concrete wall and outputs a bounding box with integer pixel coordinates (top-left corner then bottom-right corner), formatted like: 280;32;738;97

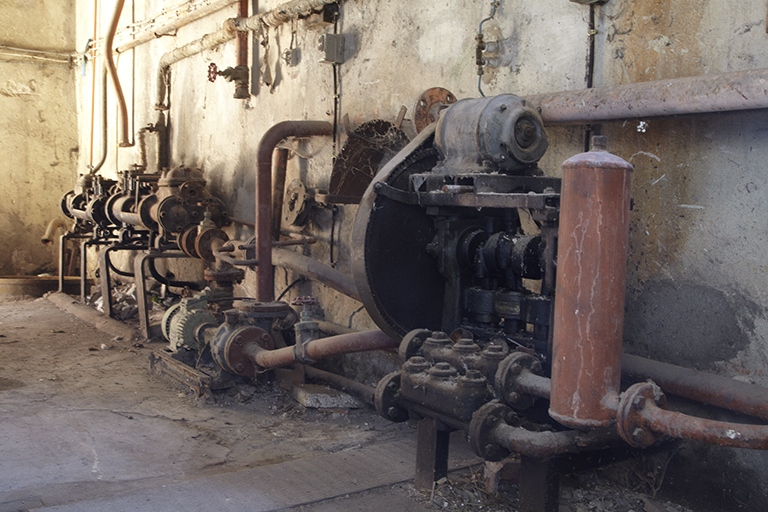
70;0;768;509
0;0;78;275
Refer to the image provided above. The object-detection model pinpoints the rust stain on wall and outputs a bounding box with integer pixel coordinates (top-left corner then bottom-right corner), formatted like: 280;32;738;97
600;0;708;83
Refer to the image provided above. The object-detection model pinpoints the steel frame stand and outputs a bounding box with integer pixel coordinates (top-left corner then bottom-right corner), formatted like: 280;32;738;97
519;455;560;512
414;417;451;491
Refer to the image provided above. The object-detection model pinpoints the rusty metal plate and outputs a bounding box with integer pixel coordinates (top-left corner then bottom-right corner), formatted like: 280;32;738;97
328;119;410;201
413;87;457;133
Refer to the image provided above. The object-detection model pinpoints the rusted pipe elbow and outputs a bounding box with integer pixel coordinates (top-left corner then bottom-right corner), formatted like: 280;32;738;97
255;121;333;302
105;0;132;147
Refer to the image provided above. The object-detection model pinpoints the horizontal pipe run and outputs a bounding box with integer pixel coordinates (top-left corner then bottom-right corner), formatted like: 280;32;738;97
622;354;768;423
516;371;552;400
525;67;768;125
642;404;768;450
489;423;621;459
304;366;375;405
251;331;397;369
272;248;359;301
116;0;238;54
233;0;341;30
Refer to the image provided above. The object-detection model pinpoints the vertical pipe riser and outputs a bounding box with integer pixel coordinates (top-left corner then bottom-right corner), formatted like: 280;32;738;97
549;138;633;428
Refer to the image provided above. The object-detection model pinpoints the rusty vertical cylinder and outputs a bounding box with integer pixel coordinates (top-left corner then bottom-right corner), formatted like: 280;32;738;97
549;136;633;428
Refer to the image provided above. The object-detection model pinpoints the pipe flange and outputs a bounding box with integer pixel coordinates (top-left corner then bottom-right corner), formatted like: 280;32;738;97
398;328;432;363
196;227;229;262
213;325;274;378
204;266;245;284
413;87;457;133
235;299;290;314
494;352;544;410
178;226;199;257
375;372;410;423
616;381;667;448
468;401;513;462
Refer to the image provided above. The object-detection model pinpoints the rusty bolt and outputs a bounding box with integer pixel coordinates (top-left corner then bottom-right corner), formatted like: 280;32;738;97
387;381;398;391
633;395;646;410
510;363;522;375
261;333;271;341
504;410;517;424
508;392;521;403
499;104;507;112
234;336;242;346
159;211;167;218
235;363;244;372
419;99;427;108
484;444;496;455
484;415;498;427
631;428;646;444
387;407;399;418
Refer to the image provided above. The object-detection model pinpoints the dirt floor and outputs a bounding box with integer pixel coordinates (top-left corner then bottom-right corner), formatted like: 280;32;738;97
0;296;697;512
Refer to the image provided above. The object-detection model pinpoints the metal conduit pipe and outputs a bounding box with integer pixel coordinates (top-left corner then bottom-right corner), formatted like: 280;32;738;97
524;67;768;125
622;353;768;423
249;330;396;369
105;0;132;147
304;366;375;405
272;248;359;301
256;121;333;302
641;403;768;450
115;0;238;54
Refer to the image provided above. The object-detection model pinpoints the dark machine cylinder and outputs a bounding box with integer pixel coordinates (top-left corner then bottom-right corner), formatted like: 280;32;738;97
549;136;633;428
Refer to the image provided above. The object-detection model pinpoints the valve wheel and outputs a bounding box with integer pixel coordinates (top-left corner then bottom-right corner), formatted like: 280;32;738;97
208;62;218;82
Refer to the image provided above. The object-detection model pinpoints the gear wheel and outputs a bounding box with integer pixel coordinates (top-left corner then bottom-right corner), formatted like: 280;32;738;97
170;309;216;352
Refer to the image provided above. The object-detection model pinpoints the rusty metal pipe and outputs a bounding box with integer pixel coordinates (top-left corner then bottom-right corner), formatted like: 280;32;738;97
272;148;289;241
516;370;552;400
105;0;132;147
525;67;768;125
272;248;359;301
549;136;633;428
622;354;768;422
488;422;620;458
304;366;375;405
42;218;70;246
233;0;342;30
255;121;333;302
251;330;396;369
642;403;768;450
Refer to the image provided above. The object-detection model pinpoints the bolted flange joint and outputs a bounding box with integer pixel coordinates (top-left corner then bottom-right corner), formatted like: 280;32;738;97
616;381;667;448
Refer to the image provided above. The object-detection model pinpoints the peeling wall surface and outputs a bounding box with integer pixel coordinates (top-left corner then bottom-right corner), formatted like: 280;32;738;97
29;0;768;508
0;0;78;275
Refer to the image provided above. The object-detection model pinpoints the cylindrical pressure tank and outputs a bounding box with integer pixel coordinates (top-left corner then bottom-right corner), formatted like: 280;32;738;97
549;135;633;428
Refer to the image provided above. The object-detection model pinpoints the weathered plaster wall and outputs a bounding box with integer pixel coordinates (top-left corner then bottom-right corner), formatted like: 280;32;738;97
0;0;78;275
595;2;768;508
72;0;768;509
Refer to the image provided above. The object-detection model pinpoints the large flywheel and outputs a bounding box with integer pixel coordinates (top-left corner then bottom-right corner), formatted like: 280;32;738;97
351;126;444;339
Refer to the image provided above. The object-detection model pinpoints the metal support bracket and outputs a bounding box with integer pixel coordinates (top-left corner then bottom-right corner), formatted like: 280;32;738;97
414;417;451;490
